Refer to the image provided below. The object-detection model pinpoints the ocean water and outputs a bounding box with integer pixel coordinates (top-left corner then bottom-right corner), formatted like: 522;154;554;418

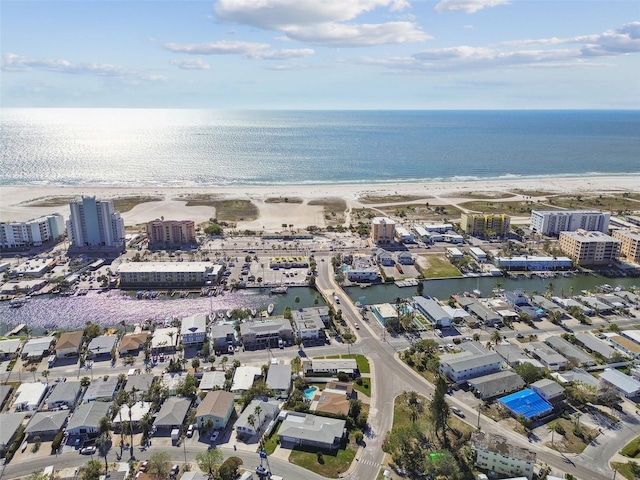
1;109;639;186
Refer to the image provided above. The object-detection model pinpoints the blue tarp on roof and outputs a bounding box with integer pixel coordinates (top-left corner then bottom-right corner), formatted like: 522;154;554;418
499;388;553;419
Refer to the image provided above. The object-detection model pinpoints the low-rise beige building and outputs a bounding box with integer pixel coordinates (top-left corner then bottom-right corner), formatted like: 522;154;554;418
559;229;620;266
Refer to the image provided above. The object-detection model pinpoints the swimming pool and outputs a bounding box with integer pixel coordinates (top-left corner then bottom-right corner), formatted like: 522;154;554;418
303;386;318;400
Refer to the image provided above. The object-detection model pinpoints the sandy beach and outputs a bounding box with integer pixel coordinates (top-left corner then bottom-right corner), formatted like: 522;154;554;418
1;175;639;230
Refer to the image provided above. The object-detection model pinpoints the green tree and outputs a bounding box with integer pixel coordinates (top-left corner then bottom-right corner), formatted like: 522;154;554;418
27;471;51;480
491;330;502;344
83;322;101;341
195;448;224;478
514;362;544;385
429;376;450;441
80;459;103;480
192;358;200;370
176;373;198;399
219;456;243;480
147;451;171;480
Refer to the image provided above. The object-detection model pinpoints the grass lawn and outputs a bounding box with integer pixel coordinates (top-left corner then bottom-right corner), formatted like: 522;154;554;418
611;461;640;480
358;194;429;204
449;191;516;199
546;418;599;454
621;436;640;458
307;197;347;226
288;437;357;478
546;193;640;212
418;254;461;278
112;196;163;212
213;199;259;221
262;422;281;455
26;196;80;207
457;199;538;216
319;354;372;396
353;379;371;397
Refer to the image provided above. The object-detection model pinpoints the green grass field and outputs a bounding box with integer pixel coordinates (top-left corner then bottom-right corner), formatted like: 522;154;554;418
288;438;357;478
419;255;461;278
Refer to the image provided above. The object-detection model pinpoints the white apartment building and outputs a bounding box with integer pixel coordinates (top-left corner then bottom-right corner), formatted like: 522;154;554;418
395;226;414;243
117;262;224;287
472;432;536;480
67;197;124;249
530;210;610;236
0;214;65;249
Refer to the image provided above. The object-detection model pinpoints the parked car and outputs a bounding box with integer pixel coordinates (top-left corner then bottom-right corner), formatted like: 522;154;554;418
354;322;360;329
138;461;148;472
186;424;195;438
170;465;180;477
210;431;219;442
80;446;96;455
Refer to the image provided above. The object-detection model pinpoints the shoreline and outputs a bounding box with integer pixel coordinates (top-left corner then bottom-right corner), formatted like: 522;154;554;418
1;174;639;227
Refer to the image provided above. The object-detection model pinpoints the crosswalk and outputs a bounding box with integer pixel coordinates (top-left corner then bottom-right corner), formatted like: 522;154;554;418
358;458;380;468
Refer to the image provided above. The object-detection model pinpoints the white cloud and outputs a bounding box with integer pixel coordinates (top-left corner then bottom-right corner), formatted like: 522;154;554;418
170;58;211;70
162;40;269;55
1;53;166;82
248;48;315;60
213;0;428;47
434;0;510;14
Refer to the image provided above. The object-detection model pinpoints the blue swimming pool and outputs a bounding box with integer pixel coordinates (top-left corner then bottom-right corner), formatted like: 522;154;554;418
303;386;318;400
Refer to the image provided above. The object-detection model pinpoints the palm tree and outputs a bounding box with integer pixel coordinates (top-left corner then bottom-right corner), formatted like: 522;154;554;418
167;331;176;357
491;330;502;345
253;405;263;434
127;388;137;448
29;365;38;381
41;369;50;384
221;356;228;371
247;414;256;435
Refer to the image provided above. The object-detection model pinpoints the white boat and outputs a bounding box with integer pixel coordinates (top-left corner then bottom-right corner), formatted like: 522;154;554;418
270;286;288;294
250;308;257;317
9;297;28;308
267;303;275;315
226;310;233;319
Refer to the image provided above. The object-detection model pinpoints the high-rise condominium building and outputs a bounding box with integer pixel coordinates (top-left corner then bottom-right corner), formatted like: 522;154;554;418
67;197;124;248
0;214;65;249
370;217;395;244
530;210;610;236
558;229;620;266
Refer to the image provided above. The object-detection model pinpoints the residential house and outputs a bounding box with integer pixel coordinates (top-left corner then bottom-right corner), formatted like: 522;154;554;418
551;368;600;389
46;381;82;410
266;364;292;397
199;371;226;391
240;319;294;350
0;413;27;456
151;327;179;352
503;291;540;320
609;335;640;359
599;368;640;398
195;390;236;430
545;336;595;367
457;297;502;327
303;359;358;378
494;344;529;367
87;335;118;359
396;252;414;265
118;333;149;356
24;410;68;439
576;295;613;315
124;374;155;399
525;342;568;371
377;251;394;266
153;397;191;431
235;399;280;438
162;372;187;396
292;307;330;328
412;296;452;328
83;376;119;403
278;411;346;450
113;402;152;427
310;386;352;416
531;295;566;319
66;401;111;436
55;331;83;358
467;371;526;400
181;314;207;346
439;343;503;383
472;432;536;480
21;336;55;361
293;315;324;342
13;382;48;411
0;338;21;360
0;385;12;410
231;366;262;393
531;379;565;408
210;324;235;353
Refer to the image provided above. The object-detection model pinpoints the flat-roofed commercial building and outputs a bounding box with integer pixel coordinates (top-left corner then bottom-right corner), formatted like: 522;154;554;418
531;210;610;236
146;219;196;247
559;229;620;266
1;214;65;249
612;229;640;263
370;217;395;244
460;213;510;239
472;432;536;480
493;255;573;271
117;262;223;288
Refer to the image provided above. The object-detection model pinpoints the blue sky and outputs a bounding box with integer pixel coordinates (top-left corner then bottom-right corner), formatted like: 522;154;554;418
2;0;639;109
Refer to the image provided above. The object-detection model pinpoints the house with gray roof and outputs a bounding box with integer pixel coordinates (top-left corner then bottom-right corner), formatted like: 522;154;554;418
551;368;599;388
531;295;566;318
292;307;331;328
457;297;502;327
66;401;111;436
525;342;568;371
551;297;593;316
46;381;82;410
504;291;540;320
467;371;525;400
199;371;226;391
240;318;294;350
596;294;628;309
0;385;13;410
0;412;27;455
124;374;155;399
278;411;346;450
154;396;191;430
0;338;22;360
600;368;640;398
235;399;280;438
87;335;118;359
412;296;452;327
25;410;68;438
531;378;565;407
266;364;292;396
293;315;325;341
210;323;235;352
576;296;613;314
303;359;358;377
545;336;595;367
574;333;620;362
614;290;640;307
83;376;119;403
439;343;503;383
494;343;529;367
21;336;55;360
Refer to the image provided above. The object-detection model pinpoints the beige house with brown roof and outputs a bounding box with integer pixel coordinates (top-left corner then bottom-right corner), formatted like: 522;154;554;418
56;331;83;358
311;391;350;416
195;390;235;430
119;333;149;355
